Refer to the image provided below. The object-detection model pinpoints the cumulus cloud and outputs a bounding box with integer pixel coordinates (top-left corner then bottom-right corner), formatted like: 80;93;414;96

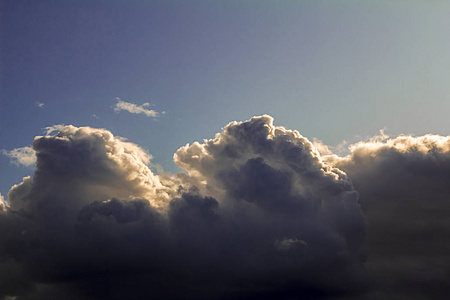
3;116;448;300
323;133;450;300
0;116;369;300
5;117;449;300
7;125;176;218
113;98;159;117
1;146;36;167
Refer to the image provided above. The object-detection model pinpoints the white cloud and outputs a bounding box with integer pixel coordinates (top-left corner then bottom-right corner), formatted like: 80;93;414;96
0;193;6;210
113;98;159;117
43;124;66;135
1;146;36;167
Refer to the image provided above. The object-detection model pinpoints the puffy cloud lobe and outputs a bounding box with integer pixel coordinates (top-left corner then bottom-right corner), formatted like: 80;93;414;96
175;115;365;253
0;117;368;300
174;116;368;293
324;133;450;300
7;125;175;219
1;147;36;167
175;116;354;196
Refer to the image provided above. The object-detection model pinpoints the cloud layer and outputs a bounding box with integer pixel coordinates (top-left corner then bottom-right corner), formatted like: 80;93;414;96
1;116;449;300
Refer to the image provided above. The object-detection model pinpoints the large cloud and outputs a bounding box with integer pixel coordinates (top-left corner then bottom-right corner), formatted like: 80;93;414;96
0;116;369;300
174;115;366;259
323;133;450;299
7;125;176;216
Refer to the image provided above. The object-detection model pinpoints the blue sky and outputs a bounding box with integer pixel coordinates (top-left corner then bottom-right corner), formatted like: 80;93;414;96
2;0;450;196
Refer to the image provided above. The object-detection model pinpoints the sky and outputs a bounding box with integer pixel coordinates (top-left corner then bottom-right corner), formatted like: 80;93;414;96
0;1;449;299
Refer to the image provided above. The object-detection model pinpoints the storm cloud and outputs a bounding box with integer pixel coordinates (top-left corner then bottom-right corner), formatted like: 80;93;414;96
0;116;370;300
323;133;450;299
1;115;448;299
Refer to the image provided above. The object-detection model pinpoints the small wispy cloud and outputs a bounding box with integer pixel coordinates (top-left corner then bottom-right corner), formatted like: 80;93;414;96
36;101;44;108
43;124;66;135
1;146;36;167
113;98;160;117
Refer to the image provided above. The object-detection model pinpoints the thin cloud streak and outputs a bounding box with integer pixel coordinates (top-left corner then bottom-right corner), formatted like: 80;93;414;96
43;124;66;136
113;98;160;117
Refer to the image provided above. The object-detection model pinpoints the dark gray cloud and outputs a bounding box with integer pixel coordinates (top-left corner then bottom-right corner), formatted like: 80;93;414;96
324;134;450;300
6;117;450;300
0;116;374;299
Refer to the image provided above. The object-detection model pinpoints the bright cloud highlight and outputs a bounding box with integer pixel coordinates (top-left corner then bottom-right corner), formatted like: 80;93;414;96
0;193;6;210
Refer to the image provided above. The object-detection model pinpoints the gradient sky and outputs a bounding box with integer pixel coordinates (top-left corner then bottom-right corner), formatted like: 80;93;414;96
2;0;450;204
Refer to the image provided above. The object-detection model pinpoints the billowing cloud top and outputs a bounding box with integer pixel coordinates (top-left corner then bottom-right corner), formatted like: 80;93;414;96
7;125;175;216
174;115;365;255
1;115;449;300
175;115;354;196
323;133;450;300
